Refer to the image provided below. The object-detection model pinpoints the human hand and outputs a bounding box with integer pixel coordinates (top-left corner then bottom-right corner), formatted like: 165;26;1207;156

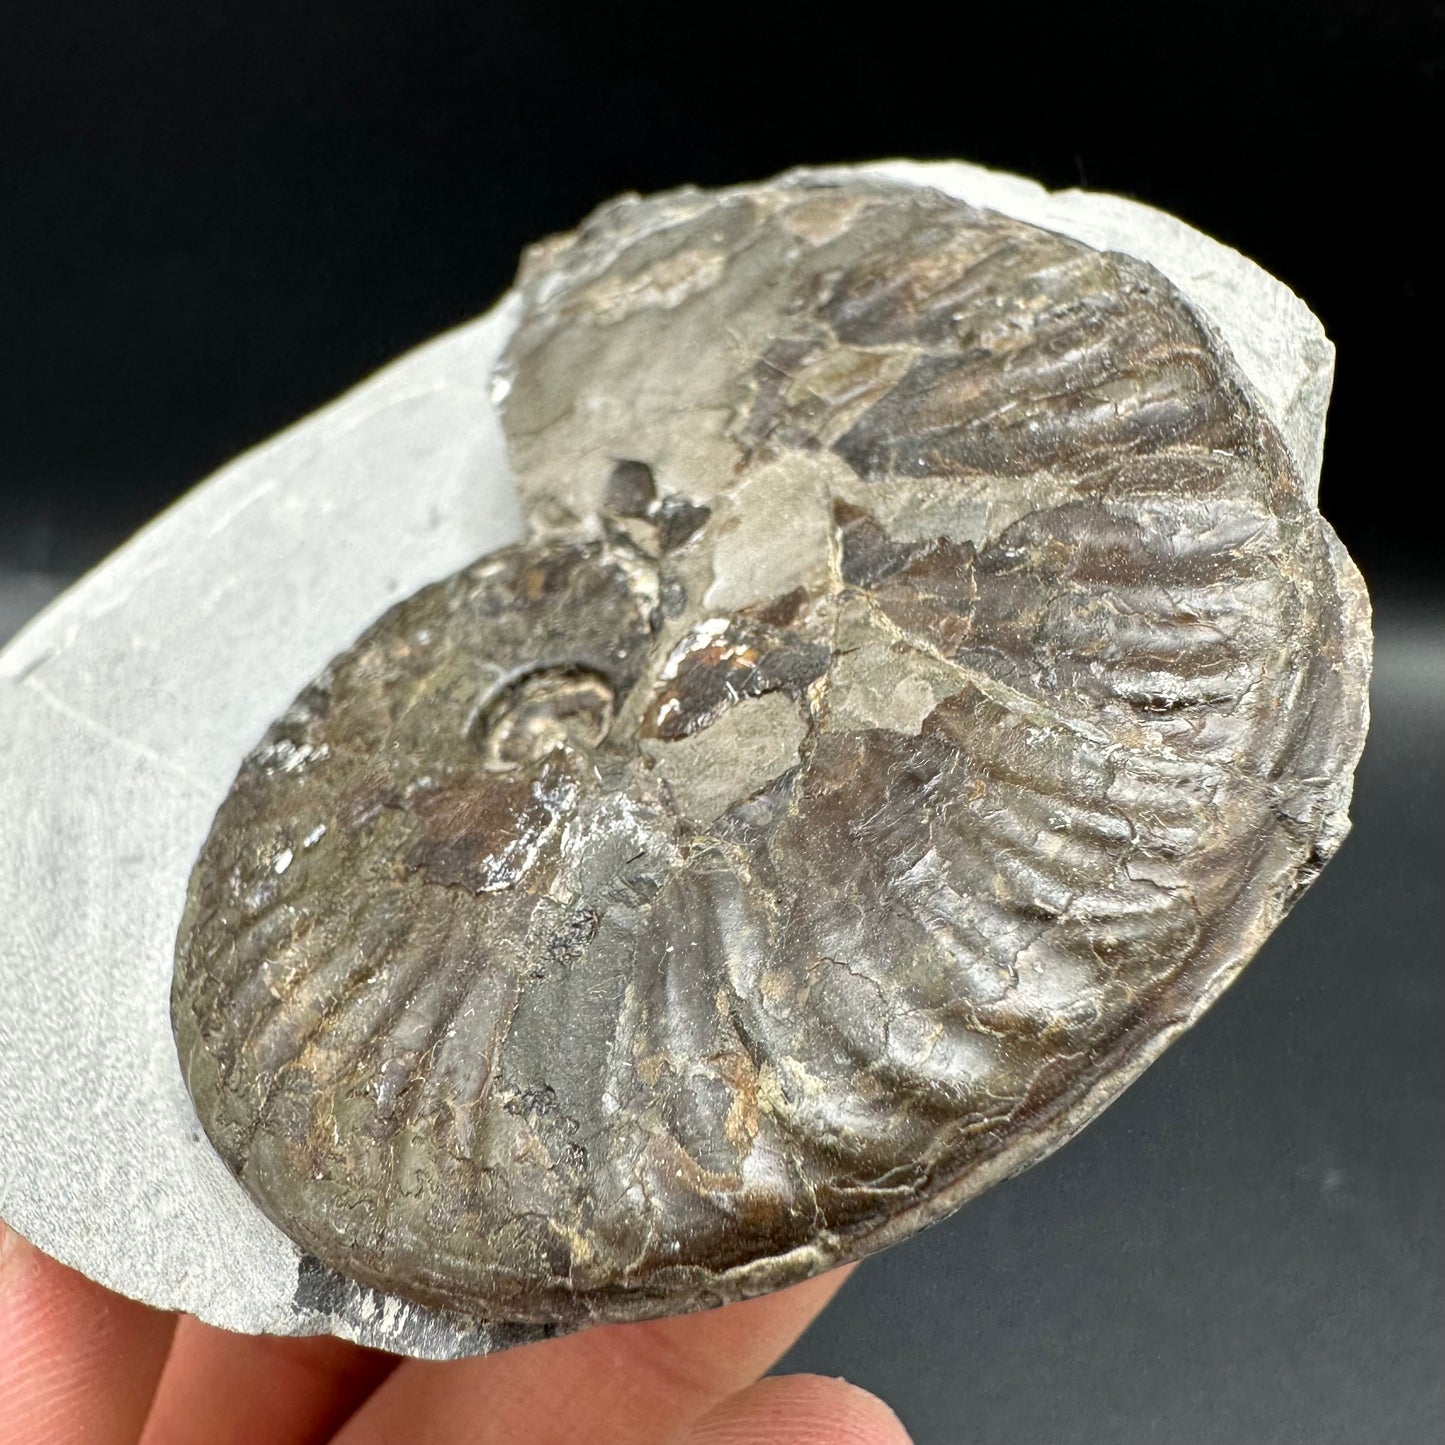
1;1220;910;1444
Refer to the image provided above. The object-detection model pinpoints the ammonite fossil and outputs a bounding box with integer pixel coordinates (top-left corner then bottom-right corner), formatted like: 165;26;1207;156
171;174;1371;1328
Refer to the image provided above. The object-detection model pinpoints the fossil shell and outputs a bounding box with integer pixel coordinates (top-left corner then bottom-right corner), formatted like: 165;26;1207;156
171;174;1370;1327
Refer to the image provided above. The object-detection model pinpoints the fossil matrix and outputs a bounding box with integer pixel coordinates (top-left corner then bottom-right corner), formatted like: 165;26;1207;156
171;174;1371;1329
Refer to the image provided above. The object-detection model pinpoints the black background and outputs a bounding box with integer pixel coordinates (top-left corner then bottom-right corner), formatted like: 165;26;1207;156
2;4;1440;1442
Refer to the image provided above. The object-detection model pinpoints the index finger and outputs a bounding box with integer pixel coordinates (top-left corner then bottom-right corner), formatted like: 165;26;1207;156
333;1264;857;1445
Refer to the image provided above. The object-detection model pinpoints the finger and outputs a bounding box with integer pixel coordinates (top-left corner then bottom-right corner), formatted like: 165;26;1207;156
334;1264;856;1445
677;1373;913;1445
139;1316;396;1445
0;1218;176;1445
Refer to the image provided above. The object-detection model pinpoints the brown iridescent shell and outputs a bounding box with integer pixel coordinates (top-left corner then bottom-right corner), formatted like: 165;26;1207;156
171;175;1371;1327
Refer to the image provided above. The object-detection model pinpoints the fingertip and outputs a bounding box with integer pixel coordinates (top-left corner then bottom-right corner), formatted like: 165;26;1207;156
0;1213;34;1282
140;1317;395;1445
634;1262;858;1396
679;1371;913;1445
1;1217;175;1445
